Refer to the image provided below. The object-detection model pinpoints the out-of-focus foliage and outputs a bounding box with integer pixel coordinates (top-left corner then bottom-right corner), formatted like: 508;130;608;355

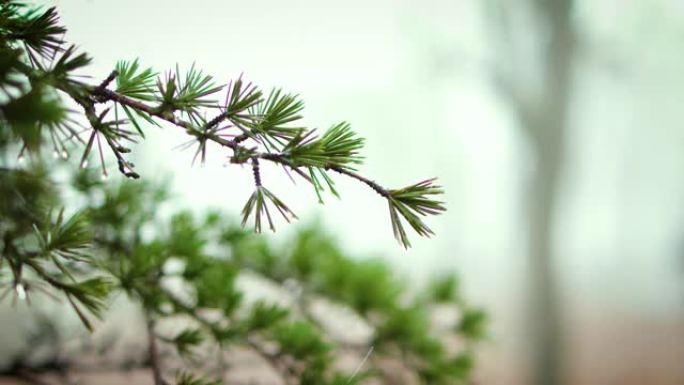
1;160;486;383
80;169;485;384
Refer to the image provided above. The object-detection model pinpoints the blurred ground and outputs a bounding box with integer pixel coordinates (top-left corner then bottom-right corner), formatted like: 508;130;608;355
479;310;684;385
0;310;682;385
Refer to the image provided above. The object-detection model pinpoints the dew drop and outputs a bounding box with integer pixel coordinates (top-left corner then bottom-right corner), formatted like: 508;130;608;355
53;150;59;159
16;284;26;301
101;172;109;181
80;159;89;169
17;155;25;163
61;150;69;159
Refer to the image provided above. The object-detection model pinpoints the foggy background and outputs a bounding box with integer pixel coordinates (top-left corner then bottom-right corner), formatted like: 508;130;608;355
7;0;684;384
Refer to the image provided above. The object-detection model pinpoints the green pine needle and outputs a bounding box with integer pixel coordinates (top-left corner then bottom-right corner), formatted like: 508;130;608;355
245;88;304;149
273;321;330;360
241;186;297;233
318;122;365;167
51;45;91;75
176;63;222;109
244;300;289;330
115;58;157;102
171;328;204;357
156;71;178;107
119;103;158;137
63;276;113;331
221;76;263;128
387;178;446;248
308;167;340;203
48;45;92;96
11;6;66;59
33;208;91;261
283;122;364;171
175;371;221;385
155;64;222;117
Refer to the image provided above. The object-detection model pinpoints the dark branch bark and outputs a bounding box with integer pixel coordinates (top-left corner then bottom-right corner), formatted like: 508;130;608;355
145;313;166;385
95;70;118;94
86;86;392;198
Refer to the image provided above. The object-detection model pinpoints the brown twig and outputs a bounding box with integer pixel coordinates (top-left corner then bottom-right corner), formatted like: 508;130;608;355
85;85;391;198
251;158;262;186
145;313;166;385
95;70;118;94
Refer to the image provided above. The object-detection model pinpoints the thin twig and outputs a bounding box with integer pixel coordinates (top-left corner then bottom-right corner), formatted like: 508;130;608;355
251;158;261;186
95;70;118;94
204;110;230;130
145;313;166;385
347;345;374;384
85;86;391;197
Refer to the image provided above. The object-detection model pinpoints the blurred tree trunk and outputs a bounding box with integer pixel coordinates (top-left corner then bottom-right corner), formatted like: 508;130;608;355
492;1;575;384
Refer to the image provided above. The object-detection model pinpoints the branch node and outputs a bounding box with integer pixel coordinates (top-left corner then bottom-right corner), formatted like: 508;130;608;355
251;158;262;186
93;70;119;101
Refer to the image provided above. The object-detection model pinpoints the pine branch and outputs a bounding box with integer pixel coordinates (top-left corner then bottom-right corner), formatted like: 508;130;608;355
209;75;262;130
146;313;167;385
282;122;364;171
241;88;305;150
387;178;446;248
32;208;91;262
94;82;442;245
241;160;298;233
8;6;66;60
96;69;118;92
84;85;391;197
24;258;111;331
79;82;396;212
161;288;297;385
7;9;445;247
114;59;159;136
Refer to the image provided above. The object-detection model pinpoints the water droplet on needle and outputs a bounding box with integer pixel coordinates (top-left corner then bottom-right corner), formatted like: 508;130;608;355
16;284;26;301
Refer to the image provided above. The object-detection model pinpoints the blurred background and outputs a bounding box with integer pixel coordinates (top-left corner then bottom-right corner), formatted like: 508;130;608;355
7;0;684;384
